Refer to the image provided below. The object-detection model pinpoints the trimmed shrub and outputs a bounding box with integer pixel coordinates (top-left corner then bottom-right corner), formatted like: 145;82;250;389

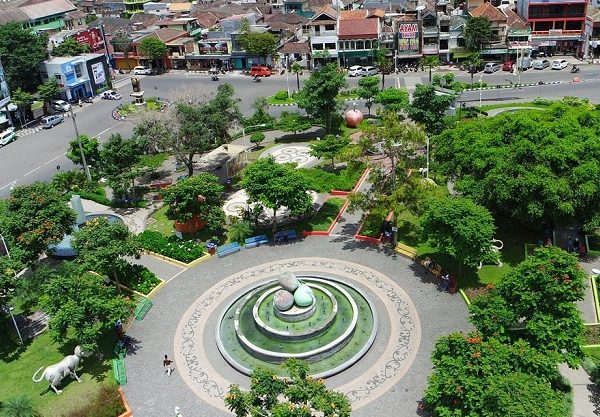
114;262;161;294
59;385;125;417
274;90;289;101
137;230;204;263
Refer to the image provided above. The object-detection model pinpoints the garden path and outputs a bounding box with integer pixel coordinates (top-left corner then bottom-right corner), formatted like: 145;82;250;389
559;363;600;417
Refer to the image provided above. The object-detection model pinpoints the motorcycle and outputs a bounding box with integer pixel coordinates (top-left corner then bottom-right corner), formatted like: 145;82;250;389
253;76;261;83
571;66;580;73
83;97;93;104
211;75;219;81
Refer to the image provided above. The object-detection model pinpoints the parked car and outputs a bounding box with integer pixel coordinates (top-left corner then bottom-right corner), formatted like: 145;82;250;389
533;59;550;69
551;59;568;70
483;62;501;73
360;66;379;76
101;90;122;100
502;61;514;71
348;65;364;77
517;56;533;70
133;66;152;75
249;65;272;77
0;127;16;147
51;100;71;112
41;114;64;129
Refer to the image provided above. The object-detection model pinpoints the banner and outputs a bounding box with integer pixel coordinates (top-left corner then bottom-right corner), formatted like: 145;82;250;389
0;59;9;108
91;62;106;84
74;28;103;52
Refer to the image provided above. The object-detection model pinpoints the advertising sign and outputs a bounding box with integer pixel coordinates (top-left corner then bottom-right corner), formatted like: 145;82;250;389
91;62;106;84
73;28;104;52
0;59;10;108
397;22;420;55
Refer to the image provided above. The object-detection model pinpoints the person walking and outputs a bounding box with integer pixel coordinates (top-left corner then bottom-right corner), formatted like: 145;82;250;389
163;354;174;376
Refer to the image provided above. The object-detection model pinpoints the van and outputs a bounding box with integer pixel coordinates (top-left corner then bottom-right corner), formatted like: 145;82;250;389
517;56;532;70
250;65;272;77
0;127;16;147
483;62;500;73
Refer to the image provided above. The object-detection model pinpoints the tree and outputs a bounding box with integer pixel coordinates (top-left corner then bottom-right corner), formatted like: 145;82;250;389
138;37;168;72
66;135;101;170
309;134;350;168
241;157;312;233
276;111;312;136
41;263;133;351
296;63;346;134
421;55;440;84
1;182;75;264
228;220;252;244
160;173;225;231
432;103;600;229
356;76;379;116
375;88;409;114
225;359;351;417
238;32;278;63
132;110;174;153
244;97;275;129
72;217;141;293
469;246;586;366
99;134;144;199
0;395;41;417
372;47;390;88
111;31;133;70
10;88;33;127
52;37;90;56
421;197;495;276
465;16;493;51
249;132;265;148
464;52;484;84
37;78;61;114
202;83;241;146
0;23;48;92
291;62;302;91
407;84;455;135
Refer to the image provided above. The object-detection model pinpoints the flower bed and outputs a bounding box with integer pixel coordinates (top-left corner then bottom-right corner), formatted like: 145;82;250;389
297;197;345;233
584;324;600;345
297;164;366;193
60;385;126;417
137;230;205;263
114;262;161;295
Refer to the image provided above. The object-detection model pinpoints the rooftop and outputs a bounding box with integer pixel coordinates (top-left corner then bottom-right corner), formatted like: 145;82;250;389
19;0;76;20
338;17;379;38
470;2;507;22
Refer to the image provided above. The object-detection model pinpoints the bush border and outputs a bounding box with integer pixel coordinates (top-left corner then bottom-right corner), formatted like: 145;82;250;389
144;249;212;268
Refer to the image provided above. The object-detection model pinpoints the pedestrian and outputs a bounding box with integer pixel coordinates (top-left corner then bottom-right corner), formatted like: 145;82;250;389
163;354;174;376
174;406;182;417
574;237;580;253
441;272;450;291
567;237;573;252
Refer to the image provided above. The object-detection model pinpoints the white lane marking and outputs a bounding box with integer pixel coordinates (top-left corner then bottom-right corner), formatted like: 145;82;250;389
0;180;17;191
24;166;41;176
44;155;62;165
95;123;121;138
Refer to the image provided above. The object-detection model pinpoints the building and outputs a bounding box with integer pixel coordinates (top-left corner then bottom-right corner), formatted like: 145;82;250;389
516;0;587;56
187;31;232;71
0;0;77;34
124;0;153;15
586;7;600;59
39;54;111;100
395;16;422;66
337;9;382;67
307;6;338;67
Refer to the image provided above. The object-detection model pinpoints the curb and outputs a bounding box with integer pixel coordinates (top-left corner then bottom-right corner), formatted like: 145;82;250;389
144;250;212;269
591;274;600;323
302;196;350;237
458;288;472;307
117;387;133;417
463;80;565;91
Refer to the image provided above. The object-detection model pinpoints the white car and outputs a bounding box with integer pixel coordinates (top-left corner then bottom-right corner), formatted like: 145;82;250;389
0;127;16;147
551;59;568;70
348;65;363;77
133;66;152;75
51;100;71;112
360;66;379;76
41;114;64;129
483;62;500;73
533;59;550;69
101;90;122;100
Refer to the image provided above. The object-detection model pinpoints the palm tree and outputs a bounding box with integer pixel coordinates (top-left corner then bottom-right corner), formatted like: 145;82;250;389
1;396;41;417
228;220;253;244
291;62;302;91
372;47;390;89
422;56;440;84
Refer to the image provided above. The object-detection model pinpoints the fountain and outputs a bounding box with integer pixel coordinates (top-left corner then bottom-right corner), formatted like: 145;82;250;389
216;270;377;377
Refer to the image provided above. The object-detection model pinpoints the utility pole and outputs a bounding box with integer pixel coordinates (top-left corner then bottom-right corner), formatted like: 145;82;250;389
69;106;92;181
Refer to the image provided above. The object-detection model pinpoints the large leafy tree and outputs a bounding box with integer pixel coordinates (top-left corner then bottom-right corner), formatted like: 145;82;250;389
238;32;278;62
465;16;493;51
421;55;439;84
111;31;133;70
432;102;600;229
372;46;390;88
138;37;168;72
296;63;346;134
52;37;90;56
1;182;75;264
72;217;140;293
309;134;350;168
203;83;241;146
37;78;61;115
226;359;351;417
100;134;145;199
356;76;379;116
374;88;409;114
420;197;495;276
160;173;225;231
241;157;312;233
464;52;484;84
10;88;34;127
291;62;302;91
0;23;48;92
66;135;101;171
469;246;586;366
41;263;133;351
244;97;275;128
407;84;455;135
276;111;312;136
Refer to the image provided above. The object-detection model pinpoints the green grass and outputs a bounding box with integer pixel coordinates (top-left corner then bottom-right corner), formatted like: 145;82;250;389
267;96;296;105
296;198;345;232
296;164;365;193
145;206;221;243
137;153;168;170
583;346;600;364
0;326;117;417
479;101;548;112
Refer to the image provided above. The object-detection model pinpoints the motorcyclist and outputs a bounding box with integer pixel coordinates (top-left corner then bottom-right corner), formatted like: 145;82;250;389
571;64;579;73
253;75;260;82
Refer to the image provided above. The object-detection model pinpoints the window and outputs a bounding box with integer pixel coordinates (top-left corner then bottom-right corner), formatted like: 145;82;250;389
325;24;334;31
356;40;364;49
75;64;82;78
325;42;335;49
365;40;372;49
313;43;323;50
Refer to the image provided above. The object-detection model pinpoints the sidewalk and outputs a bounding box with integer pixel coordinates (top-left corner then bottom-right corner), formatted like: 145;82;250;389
559;363;600;417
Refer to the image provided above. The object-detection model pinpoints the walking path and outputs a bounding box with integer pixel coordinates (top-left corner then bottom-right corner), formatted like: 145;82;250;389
559;363;600;417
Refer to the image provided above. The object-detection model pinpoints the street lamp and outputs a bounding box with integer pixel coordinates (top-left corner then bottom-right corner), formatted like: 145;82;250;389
479;73;483;108
241;123;267;163
426;136;430;180
69;106;92;182
0;234;24;345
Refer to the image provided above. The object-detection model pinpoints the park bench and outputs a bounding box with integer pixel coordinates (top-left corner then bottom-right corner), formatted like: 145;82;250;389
114;343;126;359
420;257;442;278
395;242;417;260
274;230;298;243
149;179;172;190
217;242;241;258
112;358;127;385
134;298;153;321
245;235;269;248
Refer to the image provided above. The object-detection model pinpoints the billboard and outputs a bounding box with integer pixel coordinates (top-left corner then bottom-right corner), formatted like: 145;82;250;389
73;28;104;53
0;59;10;108
397;22;420;56
91;62;106;84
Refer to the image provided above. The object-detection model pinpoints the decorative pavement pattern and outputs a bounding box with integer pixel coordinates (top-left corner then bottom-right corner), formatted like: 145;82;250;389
174;257;421;412
261;145;318;168
222;189;319;219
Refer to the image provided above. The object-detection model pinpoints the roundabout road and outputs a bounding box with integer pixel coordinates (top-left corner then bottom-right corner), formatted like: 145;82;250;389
123;235;472;417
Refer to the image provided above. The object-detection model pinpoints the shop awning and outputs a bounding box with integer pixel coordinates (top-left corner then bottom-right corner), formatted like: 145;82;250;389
452;51;470;58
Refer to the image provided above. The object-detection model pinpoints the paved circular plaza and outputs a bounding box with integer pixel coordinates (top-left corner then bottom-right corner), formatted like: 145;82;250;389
260;144;319;168
222;189;319;219
123;237;471;417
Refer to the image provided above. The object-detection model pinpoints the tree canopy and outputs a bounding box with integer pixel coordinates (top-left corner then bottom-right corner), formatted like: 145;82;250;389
407;84;455;135
296;63;346;133
432;103;600;229
37;78;61;113
375;88;409;114
421;55;440;84
0;23;48;92
67;135;101;171
276;111;312;135
99;133;145;199
52;37;90;56
356;76;380;116
138;37;168;70
309;134;350;168
465;16;493;51
238;32;278;60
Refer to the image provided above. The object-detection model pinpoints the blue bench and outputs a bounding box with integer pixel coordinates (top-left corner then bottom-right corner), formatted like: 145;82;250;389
245;235;269;248
217;242;241;258
274;230;298;243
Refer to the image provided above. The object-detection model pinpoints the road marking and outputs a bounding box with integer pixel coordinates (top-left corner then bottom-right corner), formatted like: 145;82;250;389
0;180;17;191
167;268;186;282
95;123;121;138
24;166;41;176
44;155;61;165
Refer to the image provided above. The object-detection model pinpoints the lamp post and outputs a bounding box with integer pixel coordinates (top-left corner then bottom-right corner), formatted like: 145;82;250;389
241;123;267;163
479;73;483;108
426;136;430;179
0;234;24;345
69;106;92;182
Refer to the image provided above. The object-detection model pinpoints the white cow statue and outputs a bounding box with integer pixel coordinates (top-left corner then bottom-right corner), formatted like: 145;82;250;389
32;345;91;394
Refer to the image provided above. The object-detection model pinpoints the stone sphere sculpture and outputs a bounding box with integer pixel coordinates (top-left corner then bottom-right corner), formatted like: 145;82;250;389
294;283;314;307
345;109;364;128
273;289;294;311
278;271;299;292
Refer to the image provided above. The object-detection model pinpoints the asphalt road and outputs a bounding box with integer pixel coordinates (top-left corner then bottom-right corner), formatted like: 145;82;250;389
0;63;599;199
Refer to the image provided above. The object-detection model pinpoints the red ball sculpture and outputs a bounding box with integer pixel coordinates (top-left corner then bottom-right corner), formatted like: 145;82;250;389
345;109;363;128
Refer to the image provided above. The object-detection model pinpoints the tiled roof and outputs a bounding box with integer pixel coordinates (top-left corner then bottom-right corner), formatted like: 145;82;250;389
263;12;308;24
340;9;368;20
338;17;379;38
502;7;528;30
193;11;220;28
140;27;188;43
0;8;29;24
470;2;506;22
19;0;76;20
65;9;86;19
280;41;310;54
310;4;337;21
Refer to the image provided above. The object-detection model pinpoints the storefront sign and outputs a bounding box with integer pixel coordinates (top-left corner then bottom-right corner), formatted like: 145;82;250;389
398;23;419;39
480;48;508;55
397;22;420;55
74;28;104;52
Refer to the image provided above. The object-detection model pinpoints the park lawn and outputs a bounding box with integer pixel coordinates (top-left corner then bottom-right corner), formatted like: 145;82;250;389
267;96;296;105
146;206;224;244
479;101;549;112
0;326;117;417
583;346;600;364
297;163;366;193
296;198;345;232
